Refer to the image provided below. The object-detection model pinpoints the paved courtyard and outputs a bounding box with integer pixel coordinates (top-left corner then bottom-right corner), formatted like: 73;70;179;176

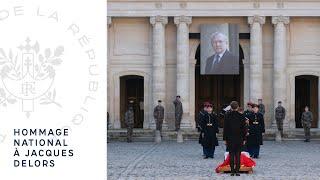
108;140;320;180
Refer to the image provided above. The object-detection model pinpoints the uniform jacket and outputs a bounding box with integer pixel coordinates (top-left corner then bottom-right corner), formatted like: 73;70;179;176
275;106;286;119
125;110;134;127
199;112;219;147
259;103;265;115
247;112;265;146
173;100;183;116
301;111;313;126
153;105;164;119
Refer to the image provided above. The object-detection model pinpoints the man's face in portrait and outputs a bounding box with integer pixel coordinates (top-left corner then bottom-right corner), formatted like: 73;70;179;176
211;33;228;54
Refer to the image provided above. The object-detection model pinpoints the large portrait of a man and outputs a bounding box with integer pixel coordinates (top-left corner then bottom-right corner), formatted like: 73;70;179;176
200;24;239;75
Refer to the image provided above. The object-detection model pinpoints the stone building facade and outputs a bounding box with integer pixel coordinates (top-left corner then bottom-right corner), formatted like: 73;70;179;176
107;0;320;131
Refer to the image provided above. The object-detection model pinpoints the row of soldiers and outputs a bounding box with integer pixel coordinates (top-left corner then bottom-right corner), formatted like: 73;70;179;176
259;99;313;142
124;97;313;143
124;96;183;142
153;96;183;133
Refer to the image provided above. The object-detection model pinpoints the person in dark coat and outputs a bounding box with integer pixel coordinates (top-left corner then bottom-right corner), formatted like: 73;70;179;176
199;103;219;159
244;101;253;117
238;107;249;152
247;103;265;158
198;102;209;157
223;101;247;176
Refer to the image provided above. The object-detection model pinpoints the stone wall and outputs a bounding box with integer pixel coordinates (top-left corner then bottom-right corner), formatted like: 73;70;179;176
108;16;320;129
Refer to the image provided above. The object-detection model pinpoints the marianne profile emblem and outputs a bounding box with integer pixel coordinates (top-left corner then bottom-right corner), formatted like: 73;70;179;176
0;37;63;117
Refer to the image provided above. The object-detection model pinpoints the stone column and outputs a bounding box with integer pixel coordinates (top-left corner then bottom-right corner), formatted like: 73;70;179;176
174;16;192;129
272;16;290;128
107;16;115;128
248;16;265;103
150;16;168;129
189;58;197;129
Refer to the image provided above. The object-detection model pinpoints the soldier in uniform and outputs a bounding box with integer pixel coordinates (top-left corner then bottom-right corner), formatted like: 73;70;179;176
275;101;286;137
258;99;265;116
198;102;209;157
197;102;208;132
238;107;249;152
301;106;313;142
153;100;165;135
199;102;219;159
244;102;253;117
173;95;183;131
124;106;134;143
247;104;265;158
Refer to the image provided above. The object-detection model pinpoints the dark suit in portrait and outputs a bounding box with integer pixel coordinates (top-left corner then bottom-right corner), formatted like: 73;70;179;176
204;50;238;74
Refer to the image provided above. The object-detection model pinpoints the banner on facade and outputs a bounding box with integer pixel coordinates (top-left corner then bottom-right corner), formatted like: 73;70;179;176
200;24;239;75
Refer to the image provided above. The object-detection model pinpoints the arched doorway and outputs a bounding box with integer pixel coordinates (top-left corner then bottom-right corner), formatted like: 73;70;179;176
295;75;318;128
195;45;244;127
120;75;144;128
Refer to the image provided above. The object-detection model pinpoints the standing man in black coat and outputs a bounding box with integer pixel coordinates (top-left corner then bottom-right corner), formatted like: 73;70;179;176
244;102;253;117
198;102;209;157
247;103;265;158
199;103;219;159
223;101;247;176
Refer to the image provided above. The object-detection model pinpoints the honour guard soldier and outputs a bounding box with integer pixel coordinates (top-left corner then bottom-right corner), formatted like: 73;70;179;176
258;99;265;116
198;102;209;157
247;104;265;158
173;95;183;131
153;100;165;134
275;101;286;137
238;107;249;152
197;102;209;132
301;106;313;142
244;102;253;118
199;103;219;159
124;105;134;143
